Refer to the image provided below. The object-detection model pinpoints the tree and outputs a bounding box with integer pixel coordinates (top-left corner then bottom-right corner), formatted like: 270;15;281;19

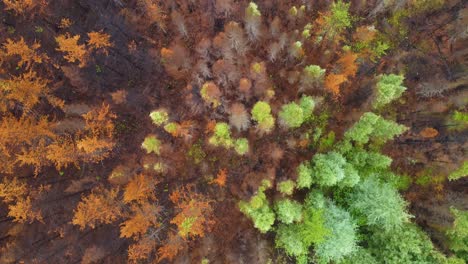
315;202;358;263
3;0;36;15
120;203;160;239
55;34;87;67
251;101;275;133
344;112;407;145
347;177;411;231
170;186;215;239
1;70;63;110
309;152;359;187
446;207;468;259
373;74;407;109
72;188;122;229
123;174;157;204
278;102;304;128
87;31;113;54
141;135;161;154
275;199;303;224
368;223;448;263
8;196;43;223
2;37;48;68
239;180;275;233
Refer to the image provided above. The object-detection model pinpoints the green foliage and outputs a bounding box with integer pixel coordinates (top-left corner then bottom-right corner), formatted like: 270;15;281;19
318;131;335;152
251;101;275;132
279;102;304;128
452;111;468;122
310;152;359;187
239;182;275;233
446;207;468;259
246;2;261;17
141;135;161;154
149;109;169;126
208;122;233;148
275;209;329;260
368;223;448;263
275;199;303;224
323;0;352;38
299;95;315;119
303;65;325;83
373;74;407;109
344;112;407;145
277;180;295;196
234;138;249;155
164;122;178;134
188;141;206;164
448;162;468;181
296;162;313;189
337;248;377;264
348;177;411;231
345;149;392;177
315;202;358;263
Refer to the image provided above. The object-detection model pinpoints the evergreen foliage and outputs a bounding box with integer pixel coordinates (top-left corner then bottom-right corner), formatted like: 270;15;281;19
373;74;407;109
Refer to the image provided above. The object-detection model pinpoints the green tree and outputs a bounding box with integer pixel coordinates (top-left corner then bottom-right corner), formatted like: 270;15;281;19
278;102;304;128
373;74;406;109
347;177;411;231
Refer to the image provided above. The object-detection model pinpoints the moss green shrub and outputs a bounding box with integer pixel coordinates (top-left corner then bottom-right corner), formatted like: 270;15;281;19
149;109;169;126
234;138;249;155
141;135;162;154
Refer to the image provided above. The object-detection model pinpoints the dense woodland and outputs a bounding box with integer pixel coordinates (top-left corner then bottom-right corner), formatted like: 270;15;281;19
0;0;466;263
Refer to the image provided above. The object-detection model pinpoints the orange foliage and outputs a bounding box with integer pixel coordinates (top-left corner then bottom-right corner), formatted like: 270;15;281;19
324;73;347;96
123;174;157;204
353;26;377;44
127;236;155;263
58;18;73;29
205;119;216;134
157;231;186;263
0;115;55;156
2;37;48;68
72;187;122;229
211;168;227;187
8;196;42;223
337;51;358;78
3;0;35;15
46;136;79;170
76;136;115;162
0;177;27;203
55;34;87;67
16;138;49;175
170;186;215;239
82;103;116;138
120;203;160;239
420;127;439;138
87;31;113;55
1;70;62;110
